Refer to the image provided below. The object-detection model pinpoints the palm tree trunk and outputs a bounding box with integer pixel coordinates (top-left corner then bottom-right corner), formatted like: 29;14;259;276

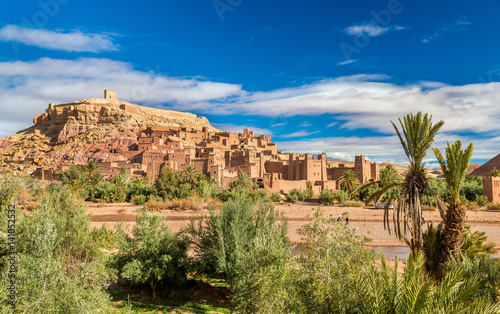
440;203;467;263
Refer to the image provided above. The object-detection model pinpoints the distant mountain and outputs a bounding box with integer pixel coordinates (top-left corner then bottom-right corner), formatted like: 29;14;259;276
471;154;500;176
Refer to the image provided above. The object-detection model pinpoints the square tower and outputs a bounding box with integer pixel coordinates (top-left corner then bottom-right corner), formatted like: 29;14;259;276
104;89;117;100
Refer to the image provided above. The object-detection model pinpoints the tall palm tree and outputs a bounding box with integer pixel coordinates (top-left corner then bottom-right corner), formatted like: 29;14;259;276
390;112;444;251
83;160;102;186
432;140;473;264
339;169;359;192
379;165;399;188
182;166;199;185
234;172;254;190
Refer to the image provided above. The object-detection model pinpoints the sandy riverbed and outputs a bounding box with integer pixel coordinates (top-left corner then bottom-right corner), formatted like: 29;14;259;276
87;201;500;251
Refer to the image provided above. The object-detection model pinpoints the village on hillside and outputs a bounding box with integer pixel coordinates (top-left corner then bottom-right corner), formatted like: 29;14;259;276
32;90;380;195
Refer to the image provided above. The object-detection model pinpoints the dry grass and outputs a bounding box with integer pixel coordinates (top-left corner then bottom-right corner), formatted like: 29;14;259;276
487;202;500;211
342;200;365;207
145;196;221;211
465;201;480;211
421;205;436;211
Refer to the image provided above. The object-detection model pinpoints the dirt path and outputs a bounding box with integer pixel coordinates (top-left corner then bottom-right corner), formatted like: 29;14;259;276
87;202;500;251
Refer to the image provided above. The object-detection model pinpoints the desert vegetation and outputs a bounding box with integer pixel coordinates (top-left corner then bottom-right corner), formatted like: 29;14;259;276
0;112;499;312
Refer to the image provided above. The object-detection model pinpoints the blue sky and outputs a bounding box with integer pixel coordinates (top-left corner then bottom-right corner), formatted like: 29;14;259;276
0;0;499;166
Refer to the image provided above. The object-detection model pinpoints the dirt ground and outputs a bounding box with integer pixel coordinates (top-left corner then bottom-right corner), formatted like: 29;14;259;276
88;201;500;252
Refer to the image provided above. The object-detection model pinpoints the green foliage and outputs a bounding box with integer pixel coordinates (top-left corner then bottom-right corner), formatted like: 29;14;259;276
490;169;500;177
187;194;289;287
474;194;489;207
391;112;444;250
444;254;500;303
335;190;349;205
339;169;359;192
0;184;115;312
286;193;298;203
154;167;192;201
230;172;254;190
127;177;154;200
288;188;308;202
290;209;375;313
432;140;474;206
379;164;400;187
110;210;189;299
271;192;282;202
319;189;335;204
306;180;314;198
354;252;500;313
133;194;148;205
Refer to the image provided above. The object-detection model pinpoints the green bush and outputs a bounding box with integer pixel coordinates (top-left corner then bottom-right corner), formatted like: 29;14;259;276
133;194;148;205
0;185;115;312
334;190;349;205
187;195;289;286
286;193;298;203
110;210;189;299
271;192;282;202
319;189;335;204
475;194;489;207
288;188;308;202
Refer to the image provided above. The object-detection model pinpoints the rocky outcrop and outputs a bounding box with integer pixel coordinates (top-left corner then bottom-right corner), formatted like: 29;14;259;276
0;92;219;175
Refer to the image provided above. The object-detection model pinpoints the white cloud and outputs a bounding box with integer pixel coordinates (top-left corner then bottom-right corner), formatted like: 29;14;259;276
344;23;405;37
0;57;242;135
299;121;312;127
422;17;471;44
337;59;357;66
185;74;500;137
212;123;272;136
0;25;118;52
279;130;320;138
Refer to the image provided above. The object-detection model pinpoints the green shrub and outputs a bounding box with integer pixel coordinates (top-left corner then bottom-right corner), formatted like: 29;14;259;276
475;194;489;207
334;190;349;205
249;189;269;202
0;186;115;312
133;194;147;205
288;188;308;202
110;210;189;299
271;192;282;202
214;189;232;202
187;195;289;286
319;189;335;204
286;193;298;203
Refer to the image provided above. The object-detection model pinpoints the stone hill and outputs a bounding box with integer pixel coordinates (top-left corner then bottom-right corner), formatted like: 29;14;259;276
0;90;218;174
471;154;500;176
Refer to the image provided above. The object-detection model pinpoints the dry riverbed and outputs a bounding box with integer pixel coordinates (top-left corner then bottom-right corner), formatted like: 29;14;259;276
88;201;500;252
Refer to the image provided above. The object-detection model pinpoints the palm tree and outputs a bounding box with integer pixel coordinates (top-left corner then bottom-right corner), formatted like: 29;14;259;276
379;165;399;188
339;169;359;192
390;112;444;251
432;140;473;264
234;172;254;190
182;166;199;185
83;160;102;186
